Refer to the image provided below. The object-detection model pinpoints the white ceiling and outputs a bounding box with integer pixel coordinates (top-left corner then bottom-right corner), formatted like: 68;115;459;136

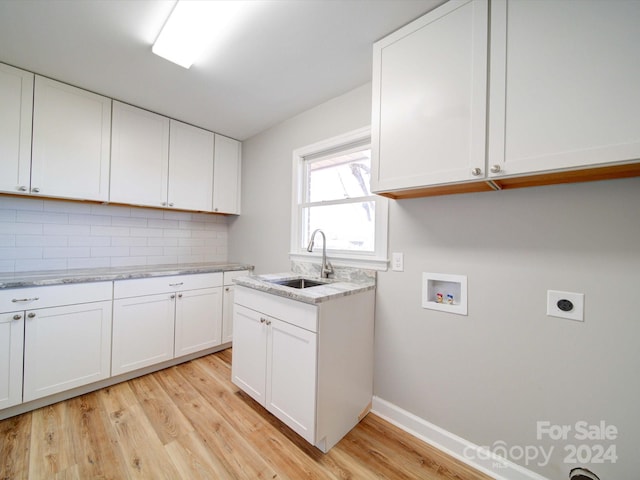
0;0;444;141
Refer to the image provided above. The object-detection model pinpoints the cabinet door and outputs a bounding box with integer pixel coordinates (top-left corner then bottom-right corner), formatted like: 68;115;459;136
488;0;640;178
110;101;170;207
31;76;111;201
0;63;33;195
221;285;234;344
168;120;214;212
266;318;317;444
213;134;241;214
112;293;175;375
231;304;267;404
23;301;112;402
371;0;488;192
174;287;222;357
0;311;24;409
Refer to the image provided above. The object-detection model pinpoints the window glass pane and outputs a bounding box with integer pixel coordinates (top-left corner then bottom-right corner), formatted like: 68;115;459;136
306;148;371;202
302;201;375;252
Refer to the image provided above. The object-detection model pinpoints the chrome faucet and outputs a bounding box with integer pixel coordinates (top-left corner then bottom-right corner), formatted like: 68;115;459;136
306;229;334;278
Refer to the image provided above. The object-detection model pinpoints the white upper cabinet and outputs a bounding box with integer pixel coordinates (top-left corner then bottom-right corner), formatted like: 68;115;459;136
213;134;242;214
488;0;640;179
0;63;33;195
31;76;111;201
168;120;214;212
110;101;170;208
371;0;488;193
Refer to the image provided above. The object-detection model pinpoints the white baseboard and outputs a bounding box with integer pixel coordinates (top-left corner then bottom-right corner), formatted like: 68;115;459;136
371;396;550;480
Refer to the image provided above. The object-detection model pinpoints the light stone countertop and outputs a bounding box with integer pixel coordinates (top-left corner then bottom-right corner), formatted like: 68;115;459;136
0;262;253;289
233;262;376;305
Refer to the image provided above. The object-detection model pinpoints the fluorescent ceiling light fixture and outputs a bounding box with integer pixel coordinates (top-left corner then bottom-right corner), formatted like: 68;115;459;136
152;0;245;69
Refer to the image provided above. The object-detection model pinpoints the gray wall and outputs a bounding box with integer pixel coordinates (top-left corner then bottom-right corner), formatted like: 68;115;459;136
230;83;640;479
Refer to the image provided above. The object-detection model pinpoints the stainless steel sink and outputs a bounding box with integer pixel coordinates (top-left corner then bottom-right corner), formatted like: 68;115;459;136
272;278;328;289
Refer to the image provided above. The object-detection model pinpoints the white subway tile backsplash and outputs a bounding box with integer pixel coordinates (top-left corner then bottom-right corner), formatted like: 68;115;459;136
44;247;91;258
69;213;111;226
111;237;147;247
0;235;16;247
0;198;228;272
0;221;44;235
43;224;90;236
148;218;179;229
91;246;130;257
67;257;110;269
111;216;148;227
90;225;130;237
68;236;111;247
16;235;68;247
43;200;92;214
0;197;44;211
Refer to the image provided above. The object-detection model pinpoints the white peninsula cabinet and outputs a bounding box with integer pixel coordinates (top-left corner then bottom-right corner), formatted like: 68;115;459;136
232;286;375;452
31;76;111;201
0;282;112;403
0;63;33;196
112;273;223;375
371;0;489;196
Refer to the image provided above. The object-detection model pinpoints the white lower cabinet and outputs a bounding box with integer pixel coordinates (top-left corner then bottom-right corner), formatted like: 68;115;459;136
23;301;112;402
221;270;250;344
112;273;224;376
0;311;25;409
232;285;374;452
0;281;113;405
112;293;176;375
174;287;222;357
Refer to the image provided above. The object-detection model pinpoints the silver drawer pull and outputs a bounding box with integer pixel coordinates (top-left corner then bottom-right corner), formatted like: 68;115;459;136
169;282;184;287
13;314;22;320
27;312;36;318
12;297;40;303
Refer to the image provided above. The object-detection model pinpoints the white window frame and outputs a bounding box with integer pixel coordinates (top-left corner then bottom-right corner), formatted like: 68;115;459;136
290;126;389;271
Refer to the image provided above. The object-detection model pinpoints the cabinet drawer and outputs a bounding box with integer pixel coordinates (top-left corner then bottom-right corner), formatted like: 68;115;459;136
0;281;112;313
235;286;318;333
223;270;250;285
114;272;223;299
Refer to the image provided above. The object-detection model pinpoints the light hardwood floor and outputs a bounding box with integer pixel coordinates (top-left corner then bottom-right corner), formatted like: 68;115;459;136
0;349;493;479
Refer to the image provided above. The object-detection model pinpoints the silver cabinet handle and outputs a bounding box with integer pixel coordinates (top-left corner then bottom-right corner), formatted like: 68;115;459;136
27;312;36;318
214;208;219;212
17;185;28;192
162;202;167;206
266;320;272;326
260;317;266;324
225;287;230;292
31;187;40;193
1;314;23;324
12;297;40;303
170;294;176;299
178;293;183;298
490;164;502;174
168;202;174;207
169;282;184;287
471;167;482;176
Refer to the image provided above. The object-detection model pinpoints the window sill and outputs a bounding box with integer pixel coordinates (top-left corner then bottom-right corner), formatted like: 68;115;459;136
289;252;389;271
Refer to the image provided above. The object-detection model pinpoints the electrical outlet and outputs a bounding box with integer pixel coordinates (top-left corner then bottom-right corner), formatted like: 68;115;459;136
391;252;404;271
547;290;584;321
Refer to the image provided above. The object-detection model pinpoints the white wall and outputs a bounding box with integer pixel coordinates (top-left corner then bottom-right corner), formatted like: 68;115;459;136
231;83;640;479
0;196;228;272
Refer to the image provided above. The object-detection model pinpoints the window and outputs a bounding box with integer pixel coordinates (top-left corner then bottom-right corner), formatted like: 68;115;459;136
291;127;388;270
